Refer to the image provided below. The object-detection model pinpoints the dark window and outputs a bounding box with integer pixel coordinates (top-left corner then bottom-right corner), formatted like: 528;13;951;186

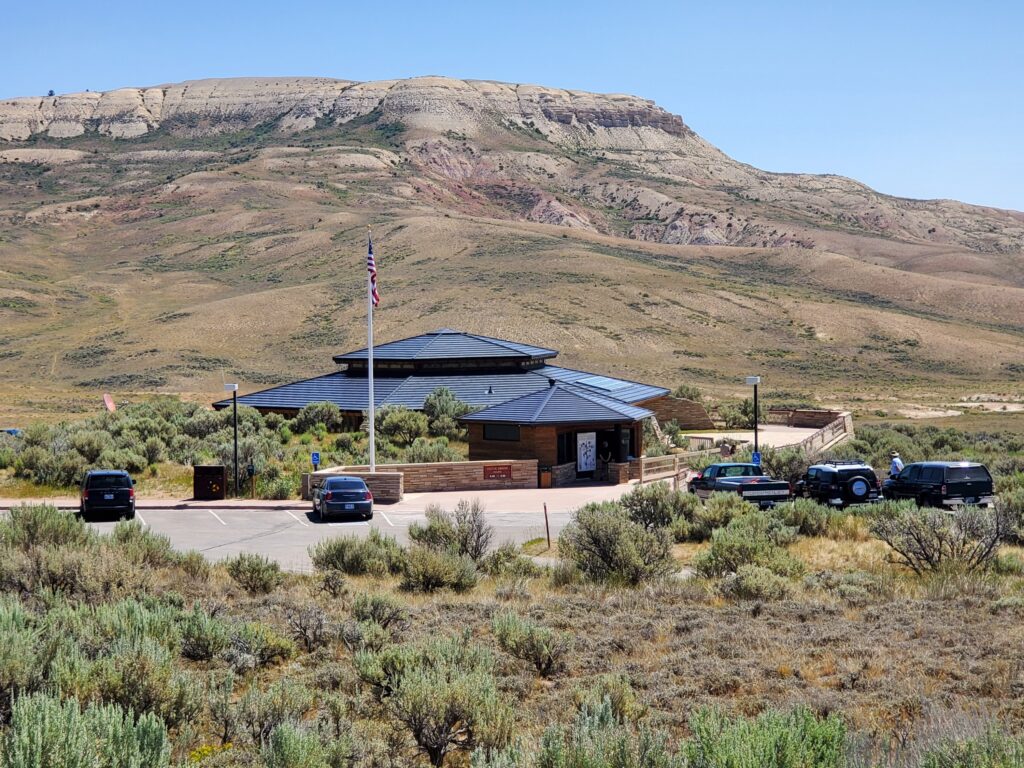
945;465;991;482
839;468;876;482
807;469;818;480
557;432;575;464
906;465;922;481
326;478;368;490
921;467;944;483
721;465;761;477
86;474;130;489
483;424;520;442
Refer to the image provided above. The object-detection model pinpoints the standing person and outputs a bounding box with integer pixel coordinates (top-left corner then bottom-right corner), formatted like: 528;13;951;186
720;441;733;459
889;450;904;478
598;441;613;481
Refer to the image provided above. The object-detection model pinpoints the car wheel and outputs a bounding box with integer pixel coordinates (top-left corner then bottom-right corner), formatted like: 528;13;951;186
916;494;930;509
364;512;373;521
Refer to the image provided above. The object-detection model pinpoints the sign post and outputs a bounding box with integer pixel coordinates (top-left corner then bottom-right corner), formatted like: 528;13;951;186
543;503;551;551
311;452;320;470
752;451;762;467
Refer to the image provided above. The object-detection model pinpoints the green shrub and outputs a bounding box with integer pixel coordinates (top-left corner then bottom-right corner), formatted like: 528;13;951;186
293;402;345;433
408;499;493;561
491;610;570;677
996;488;1024;542
719;397;765;430
284;604;329;652
423;387;473;439
672;383;703;402
693;512;803;578
239;679;314;746
620;482;699;532
377;406;428;446
481;543;542;579
720;564;791;601
225;553;283;594
1;693;171;768
71;429;113;463
572;675;646;726
262;723;330;768
871;504;1014;575
1;504;95;551
756;445;812;487
403;436;463;463
685;706;847;768
111;520;177;568
181;605;231;661
340;619;390;654
559;503;675;585
401;546;478;593
309;530;406;576
179;550;211;581
775;498;830;537
355;635;512;766
261;475;297;500
227;622;296;671
919;729;1024;767
690;493;757;541
351;592;408;630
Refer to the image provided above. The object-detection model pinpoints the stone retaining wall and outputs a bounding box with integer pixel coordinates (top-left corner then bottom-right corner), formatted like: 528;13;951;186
303;472;404;503
643;395;715;430
310;459;538;497
551;462;577;487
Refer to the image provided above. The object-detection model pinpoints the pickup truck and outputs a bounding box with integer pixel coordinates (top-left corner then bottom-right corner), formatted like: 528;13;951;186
688;463;792;508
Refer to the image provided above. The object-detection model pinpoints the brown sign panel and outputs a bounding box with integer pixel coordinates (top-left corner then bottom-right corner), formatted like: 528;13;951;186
483;464;512;479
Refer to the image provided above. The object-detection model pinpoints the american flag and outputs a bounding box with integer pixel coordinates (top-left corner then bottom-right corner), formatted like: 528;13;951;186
367;235;380;307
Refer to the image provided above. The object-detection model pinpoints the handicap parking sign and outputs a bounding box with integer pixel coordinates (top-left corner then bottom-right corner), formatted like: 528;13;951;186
311;452;320;466
752;451;762;466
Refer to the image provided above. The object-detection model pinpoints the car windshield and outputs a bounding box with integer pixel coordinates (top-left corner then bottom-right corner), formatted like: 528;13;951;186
327;479;366;490
946;466;991;482
87;474;130;489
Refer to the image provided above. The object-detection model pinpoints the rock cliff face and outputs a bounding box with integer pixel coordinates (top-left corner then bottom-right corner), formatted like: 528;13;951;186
0;76;692;145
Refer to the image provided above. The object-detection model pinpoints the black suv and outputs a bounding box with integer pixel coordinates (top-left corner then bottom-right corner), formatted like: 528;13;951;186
795;461;882;508
80;470;136;520
882;462;994;508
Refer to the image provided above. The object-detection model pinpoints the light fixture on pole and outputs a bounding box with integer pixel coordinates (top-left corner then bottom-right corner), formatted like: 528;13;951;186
744;376;761;454
224;383;239;497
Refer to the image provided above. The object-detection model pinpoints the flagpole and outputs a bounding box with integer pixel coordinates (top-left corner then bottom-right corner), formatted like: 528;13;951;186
367;227;376;473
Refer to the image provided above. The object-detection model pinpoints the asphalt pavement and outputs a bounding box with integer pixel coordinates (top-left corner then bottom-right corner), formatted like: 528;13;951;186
2;483;636;572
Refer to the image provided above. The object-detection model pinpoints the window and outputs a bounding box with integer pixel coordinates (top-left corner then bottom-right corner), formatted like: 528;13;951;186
327;478;368;491
921;467;944;483
483;424;520;442
86;474;130;489
946;465;991;483
557;432;575;465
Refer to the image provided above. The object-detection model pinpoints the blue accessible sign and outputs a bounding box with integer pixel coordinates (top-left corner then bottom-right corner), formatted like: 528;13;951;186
311;451;321;467
751;451;762;466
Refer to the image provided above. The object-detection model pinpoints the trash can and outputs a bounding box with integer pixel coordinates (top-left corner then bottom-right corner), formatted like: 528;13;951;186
538;466;552;489
193;465;227;501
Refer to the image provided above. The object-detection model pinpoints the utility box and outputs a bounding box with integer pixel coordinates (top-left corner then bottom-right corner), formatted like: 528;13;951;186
538;467;552;489
193;465;227;501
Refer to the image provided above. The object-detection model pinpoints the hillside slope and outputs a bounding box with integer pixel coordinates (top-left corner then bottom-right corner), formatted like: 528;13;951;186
1;76;1022;421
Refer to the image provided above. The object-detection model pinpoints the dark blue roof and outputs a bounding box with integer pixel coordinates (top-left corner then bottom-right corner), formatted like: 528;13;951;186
214;364;666;413
461;384;653;425
333;329;557;363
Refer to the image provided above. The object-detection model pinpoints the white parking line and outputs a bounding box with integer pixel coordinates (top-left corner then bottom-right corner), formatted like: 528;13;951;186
136;511;147;527
379;510;394;527
208;510;227;526
285;510;309;527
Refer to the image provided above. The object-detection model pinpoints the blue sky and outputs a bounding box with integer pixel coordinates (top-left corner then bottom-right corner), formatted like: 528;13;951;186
3;1;1021;210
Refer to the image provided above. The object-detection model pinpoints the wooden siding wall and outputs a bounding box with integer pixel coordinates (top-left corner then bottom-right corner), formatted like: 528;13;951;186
467;424;558;465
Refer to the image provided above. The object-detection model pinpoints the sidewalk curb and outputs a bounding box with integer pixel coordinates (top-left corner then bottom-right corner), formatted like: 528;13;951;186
0;501;312;512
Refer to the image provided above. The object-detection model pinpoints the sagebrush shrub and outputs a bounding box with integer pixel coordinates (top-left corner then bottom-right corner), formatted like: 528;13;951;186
919;728;1024;768
376;405;429;446
401;546;478;593
403;436;463;463
491;610;570;677
293;402;345;433
226;553;284;594
1;504;95;551
239;678;314;746
181;605;231;661
351;592;408;630
309;530;406;576
111;520;177;568
620;482;700;532
1;693;171;768
693;513;803;578
871;504;1014;574
227;622;295;671
691;493;757;541
720;564;790;601
409;499;493;561
775;498;830;537
685;706;847;768
559;503;675;585
481;543;542;579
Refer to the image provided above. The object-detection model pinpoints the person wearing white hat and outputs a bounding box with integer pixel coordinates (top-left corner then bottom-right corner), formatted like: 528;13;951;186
889;450;904;478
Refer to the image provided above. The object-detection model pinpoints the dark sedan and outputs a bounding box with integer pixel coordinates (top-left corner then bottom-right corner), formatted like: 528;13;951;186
80;469;136;520
312;476;373;521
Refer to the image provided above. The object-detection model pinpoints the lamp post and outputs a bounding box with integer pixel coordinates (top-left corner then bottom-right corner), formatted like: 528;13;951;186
224;383;239;497
744;376;761;454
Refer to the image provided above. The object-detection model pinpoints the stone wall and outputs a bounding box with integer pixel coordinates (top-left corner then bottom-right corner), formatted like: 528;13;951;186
304;472;404;503
607;462;631;485
769;409;844;429
315;459;538;495
551;462;577;487
641;396;715;430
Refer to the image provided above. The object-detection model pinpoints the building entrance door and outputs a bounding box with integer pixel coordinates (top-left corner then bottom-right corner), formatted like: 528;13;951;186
576;431;596;476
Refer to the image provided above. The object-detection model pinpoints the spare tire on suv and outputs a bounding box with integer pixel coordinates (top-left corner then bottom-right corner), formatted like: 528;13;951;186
794;461;883;508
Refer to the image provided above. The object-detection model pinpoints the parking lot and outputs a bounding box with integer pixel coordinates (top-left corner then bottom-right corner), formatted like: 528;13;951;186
7;484;634;572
